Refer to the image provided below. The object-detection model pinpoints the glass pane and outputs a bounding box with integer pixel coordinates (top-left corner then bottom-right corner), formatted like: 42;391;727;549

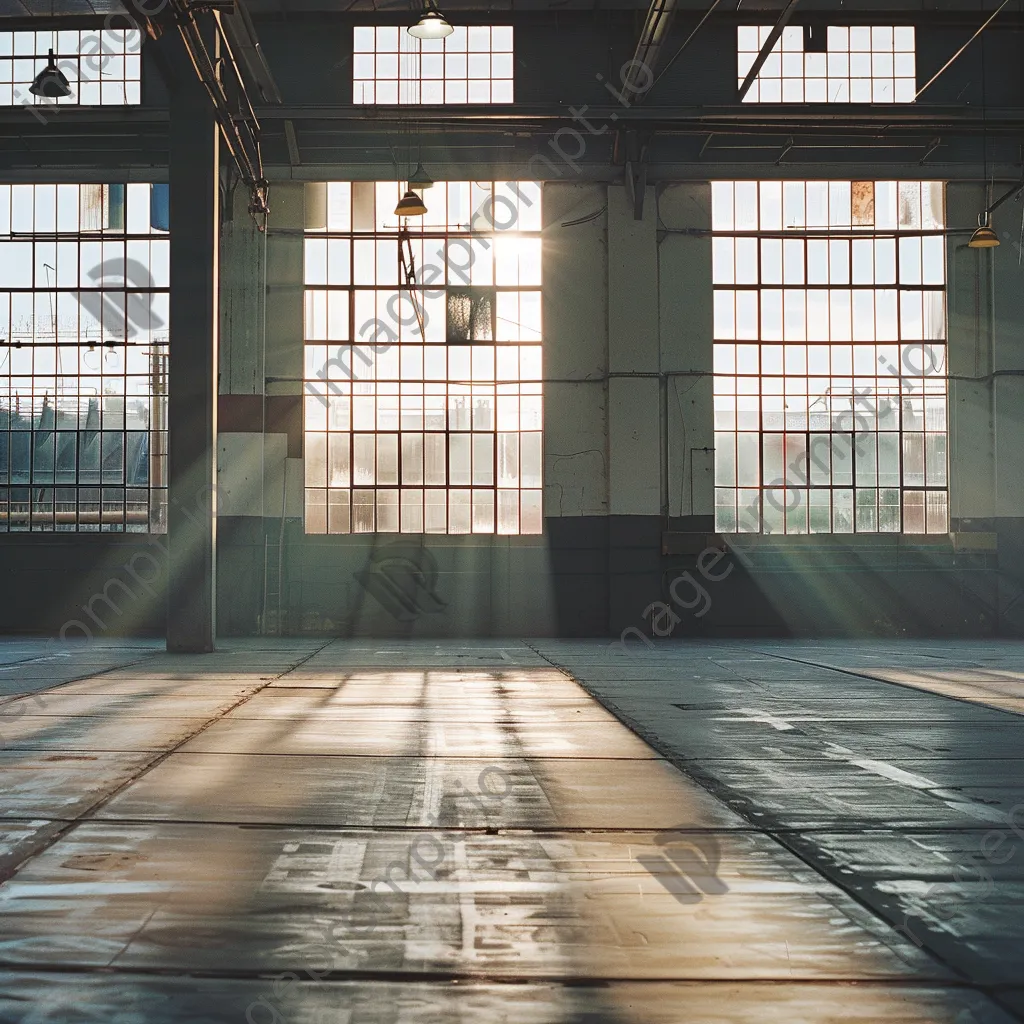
377;489;399;531
328;489;350;534
376;433;399;485
424;433;446;485
401;488;423;533
449;488;471;533
520;489;542;534
328;434;350;487
497;488;518;534
352;488;375;532
472;488;494;532
472;432;493;485
306;488;327;534
903;490;925;534
449;433;471;486
521;432;541;488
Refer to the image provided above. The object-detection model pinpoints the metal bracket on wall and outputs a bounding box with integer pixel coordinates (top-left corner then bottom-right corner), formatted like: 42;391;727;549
622;130;650;221
625;159;648;220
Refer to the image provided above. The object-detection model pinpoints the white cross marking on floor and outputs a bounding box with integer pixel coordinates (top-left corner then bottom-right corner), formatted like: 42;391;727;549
718;708;821;731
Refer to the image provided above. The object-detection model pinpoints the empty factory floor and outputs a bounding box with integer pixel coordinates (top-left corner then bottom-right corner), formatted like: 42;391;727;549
0;640;1022;1022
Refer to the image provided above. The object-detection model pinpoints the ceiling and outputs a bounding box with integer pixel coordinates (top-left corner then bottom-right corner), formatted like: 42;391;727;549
245;0;1022;10
0;0;1021;15
0;0;125;14
244;0;1024;11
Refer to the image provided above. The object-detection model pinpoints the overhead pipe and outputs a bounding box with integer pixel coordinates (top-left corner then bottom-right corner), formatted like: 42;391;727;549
221;0;283;105
168;0;270;228
623;0;678;102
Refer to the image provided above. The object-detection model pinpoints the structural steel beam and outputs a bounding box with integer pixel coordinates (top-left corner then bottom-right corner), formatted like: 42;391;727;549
624;0;677;97
242;104;1024;136
221;0;283;105
618;0;678;212
916;0;1013;99
169;0;270;227
988;174;1024;214
651;0;727;94
736;0;801;104
284;119;301;165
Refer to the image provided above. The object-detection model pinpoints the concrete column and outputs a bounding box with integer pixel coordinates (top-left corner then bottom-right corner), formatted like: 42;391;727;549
658;183;715;520
607;183;660;516
946;183;996;523
167;81;220;652
607;183;660;633
543;182;608;517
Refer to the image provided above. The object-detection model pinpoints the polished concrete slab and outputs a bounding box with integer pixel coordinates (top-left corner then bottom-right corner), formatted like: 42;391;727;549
0;715;211;752
95;752;744;829
0;639;163;700
0;692;253;718
0;821;931;980
0;637;1019;1022
179;716;658;758
0;975;1013;1024
535;639;1024;1008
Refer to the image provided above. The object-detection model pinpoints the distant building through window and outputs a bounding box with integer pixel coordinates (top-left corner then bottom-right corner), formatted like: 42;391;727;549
303;180;542;535
353;26;513;104
713;180;947;536
0;184;169;533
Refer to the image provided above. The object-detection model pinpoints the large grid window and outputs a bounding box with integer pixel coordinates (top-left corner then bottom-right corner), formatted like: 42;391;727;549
0;184;168;532
738;26;915;103
712;180;947;536
304;180;542;535
353;26;513;104
0;30;142;107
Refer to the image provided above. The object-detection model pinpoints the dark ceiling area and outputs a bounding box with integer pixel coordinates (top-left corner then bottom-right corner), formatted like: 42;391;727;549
2;0;1023;15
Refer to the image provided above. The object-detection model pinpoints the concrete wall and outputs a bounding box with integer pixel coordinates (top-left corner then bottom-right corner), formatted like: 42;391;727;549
202;176;1021;639
1;174;1016;640
2;11;1023;639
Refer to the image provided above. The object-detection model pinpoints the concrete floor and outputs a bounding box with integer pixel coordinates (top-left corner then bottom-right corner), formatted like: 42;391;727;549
0;639;1021;1022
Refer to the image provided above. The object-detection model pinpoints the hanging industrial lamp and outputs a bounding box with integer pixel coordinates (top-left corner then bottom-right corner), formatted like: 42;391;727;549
969;42;1000;251
968;212;1000;248
408;0;454;39
408;162;434;190
394;189;428;217
29;49;72;99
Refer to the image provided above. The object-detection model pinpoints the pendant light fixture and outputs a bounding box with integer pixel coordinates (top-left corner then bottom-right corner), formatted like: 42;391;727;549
968;212;1000;248
408;162;434;190
408;0;454;40
969;36;1000;249
30;48;72;99
394;189;428;217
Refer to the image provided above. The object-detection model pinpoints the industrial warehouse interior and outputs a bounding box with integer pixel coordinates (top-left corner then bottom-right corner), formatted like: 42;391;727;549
1;0;1024;1021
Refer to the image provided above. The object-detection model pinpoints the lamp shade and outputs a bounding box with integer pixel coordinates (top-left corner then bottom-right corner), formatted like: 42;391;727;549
408;162;434;190
395;190;428;217
409;0;454;39
968;213;1000;249
29;49;72;99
